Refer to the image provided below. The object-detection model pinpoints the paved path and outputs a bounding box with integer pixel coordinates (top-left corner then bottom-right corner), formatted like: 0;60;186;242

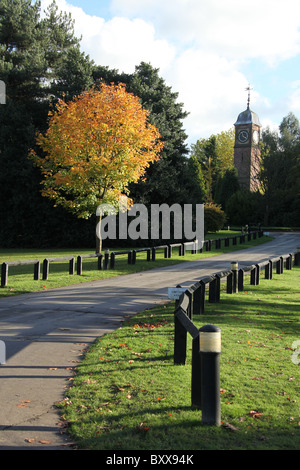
0;232;299;450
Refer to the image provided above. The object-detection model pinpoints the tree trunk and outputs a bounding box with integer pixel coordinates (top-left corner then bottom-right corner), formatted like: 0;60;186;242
96;214;102;254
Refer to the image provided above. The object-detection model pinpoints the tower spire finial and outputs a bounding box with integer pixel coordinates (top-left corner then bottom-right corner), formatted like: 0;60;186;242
246;84;253;109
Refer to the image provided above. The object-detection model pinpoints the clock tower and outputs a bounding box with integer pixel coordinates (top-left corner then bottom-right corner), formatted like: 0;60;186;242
234;87;261;191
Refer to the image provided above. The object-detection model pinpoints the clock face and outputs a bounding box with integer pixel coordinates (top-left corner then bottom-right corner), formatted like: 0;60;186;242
253;130;259;144
238;129;249;143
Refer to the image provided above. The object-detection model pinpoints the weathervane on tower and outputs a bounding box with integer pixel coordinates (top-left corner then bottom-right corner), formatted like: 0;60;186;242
246;84;253;109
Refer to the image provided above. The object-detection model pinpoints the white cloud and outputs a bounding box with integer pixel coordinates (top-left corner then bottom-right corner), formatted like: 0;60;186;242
40;0;175;73
111;0;300;64
91;17;176;73
164;49;250;140
39;0;300;144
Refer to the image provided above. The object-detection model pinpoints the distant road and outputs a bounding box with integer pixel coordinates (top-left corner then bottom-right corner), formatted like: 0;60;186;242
0;231;299;449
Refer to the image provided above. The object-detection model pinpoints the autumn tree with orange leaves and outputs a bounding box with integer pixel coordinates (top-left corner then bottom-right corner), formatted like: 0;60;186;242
30;83;164;252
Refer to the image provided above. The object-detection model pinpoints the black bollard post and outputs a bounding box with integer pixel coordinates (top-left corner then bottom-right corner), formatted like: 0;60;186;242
69;257;75;275
1;262;8;288
192;283;202;315
34;261;40;281
269;260;273;279
250;266;257;285
238;268;244;292
286;254;292;270
43;259;49;280
231;261;238;293
208;277;217;303
77;256;82;275
174;309;187;365
265;260;271;279
104;249;109;270
110;252;115;269
174;288;187;365
200;324;221;426
198;280;205;314
255;264;260;284
97;254;103;270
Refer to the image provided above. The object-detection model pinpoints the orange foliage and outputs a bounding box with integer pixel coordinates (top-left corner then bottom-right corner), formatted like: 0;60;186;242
29;83;164;217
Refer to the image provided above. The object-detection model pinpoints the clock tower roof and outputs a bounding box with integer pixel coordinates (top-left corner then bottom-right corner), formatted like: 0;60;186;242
234;106;261;127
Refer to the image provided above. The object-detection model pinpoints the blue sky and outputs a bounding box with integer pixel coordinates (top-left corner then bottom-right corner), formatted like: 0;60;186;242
40;0;300;146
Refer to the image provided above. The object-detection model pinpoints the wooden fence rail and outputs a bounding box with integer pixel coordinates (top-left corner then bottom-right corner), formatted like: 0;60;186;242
110;250;132;269
42;256;75;280
1;259;40;287
0;230;265;287
76;253;103;275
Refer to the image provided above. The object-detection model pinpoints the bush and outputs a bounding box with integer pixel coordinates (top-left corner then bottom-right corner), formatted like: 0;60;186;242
204;202;226;234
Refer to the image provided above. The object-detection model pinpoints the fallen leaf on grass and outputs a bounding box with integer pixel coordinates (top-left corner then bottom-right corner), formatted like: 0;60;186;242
136;423;150;433
82;379;97;384
249;410;263;418
222;422;239;432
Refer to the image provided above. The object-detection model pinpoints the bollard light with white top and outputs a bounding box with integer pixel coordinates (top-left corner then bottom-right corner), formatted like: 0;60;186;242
200;324;221;426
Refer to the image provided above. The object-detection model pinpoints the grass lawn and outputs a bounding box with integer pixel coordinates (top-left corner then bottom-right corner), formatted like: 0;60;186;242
56;265;300;450
0;231;272;297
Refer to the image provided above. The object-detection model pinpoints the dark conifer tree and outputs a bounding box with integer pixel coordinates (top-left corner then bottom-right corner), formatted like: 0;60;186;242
0;0;94;247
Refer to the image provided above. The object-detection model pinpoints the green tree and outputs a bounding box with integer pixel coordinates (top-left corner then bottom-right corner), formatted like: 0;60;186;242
214;167;240;210
204;202;226;234
184;155;207;204
215;129;235;175
260;113;300;226
190;128;234;200
50;46;94;100
226;190;264;226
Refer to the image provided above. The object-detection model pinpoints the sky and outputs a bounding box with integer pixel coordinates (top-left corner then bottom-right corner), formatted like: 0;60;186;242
39;0;300;147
